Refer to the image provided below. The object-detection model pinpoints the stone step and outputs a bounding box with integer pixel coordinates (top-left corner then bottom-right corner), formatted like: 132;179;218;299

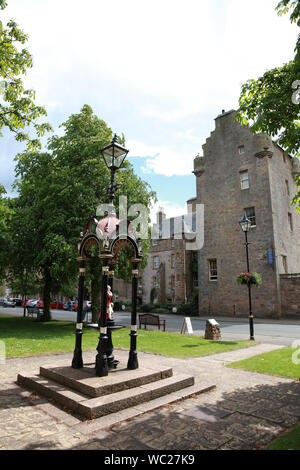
17;371;195;420
78;373;195;419
39;364;173;398
17;373;89;413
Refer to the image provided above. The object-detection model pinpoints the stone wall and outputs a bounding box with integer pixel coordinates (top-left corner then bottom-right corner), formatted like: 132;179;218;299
141;234;195;305
280;274;300;317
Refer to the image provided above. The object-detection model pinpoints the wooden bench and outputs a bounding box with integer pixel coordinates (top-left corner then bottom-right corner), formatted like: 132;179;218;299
138;313;166;331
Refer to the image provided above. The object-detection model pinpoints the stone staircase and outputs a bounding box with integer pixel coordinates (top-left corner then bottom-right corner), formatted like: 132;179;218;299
17;358;215;421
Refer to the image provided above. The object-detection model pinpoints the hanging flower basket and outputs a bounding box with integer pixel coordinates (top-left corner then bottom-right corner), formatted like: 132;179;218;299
236;272;262;286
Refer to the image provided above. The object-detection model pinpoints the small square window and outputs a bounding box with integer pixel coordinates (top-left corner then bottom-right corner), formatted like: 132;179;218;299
152;239;158;246
238;145;245;155
240;170;249;190
209;259;218;281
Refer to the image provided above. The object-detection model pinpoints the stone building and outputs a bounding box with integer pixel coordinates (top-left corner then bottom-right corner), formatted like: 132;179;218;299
194;109;300;318
141;206;198;305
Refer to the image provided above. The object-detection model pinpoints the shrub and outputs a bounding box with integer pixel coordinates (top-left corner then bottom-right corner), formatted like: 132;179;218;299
139;303;155;313
150;308;169;314
176;303;198;317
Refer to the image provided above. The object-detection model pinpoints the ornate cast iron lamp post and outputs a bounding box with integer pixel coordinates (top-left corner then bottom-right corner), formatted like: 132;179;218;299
72;134;143;376
239;215;255;341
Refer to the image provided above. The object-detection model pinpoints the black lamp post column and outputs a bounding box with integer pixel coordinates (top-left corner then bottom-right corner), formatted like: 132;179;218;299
127;262;139;370
106;265;116;369
244;230;255;341
108;265;114;292
72;259;86;368
95;261;109;376
23;268;28;318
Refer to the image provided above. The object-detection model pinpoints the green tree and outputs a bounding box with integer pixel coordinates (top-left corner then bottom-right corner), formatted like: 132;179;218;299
0;184;13;282
13;105;156;321
0;0;52;149
236;1;300;161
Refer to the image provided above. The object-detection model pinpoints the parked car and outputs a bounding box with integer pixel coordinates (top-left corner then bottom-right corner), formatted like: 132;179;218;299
74;300;91;312
0;297;16;307
11;298;22;306
26;299;44;308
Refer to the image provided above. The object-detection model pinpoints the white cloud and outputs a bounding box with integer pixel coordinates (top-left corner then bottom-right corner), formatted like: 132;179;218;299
1;0;298;186
127;139;197;177
3;0;297;118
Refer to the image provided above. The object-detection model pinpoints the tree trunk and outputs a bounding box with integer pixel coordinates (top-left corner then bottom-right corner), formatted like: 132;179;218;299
41;267;52;322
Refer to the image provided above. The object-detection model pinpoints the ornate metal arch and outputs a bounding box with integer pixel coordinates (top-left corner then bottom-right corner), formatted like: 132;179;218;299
79;233;100;259
110;235;142;264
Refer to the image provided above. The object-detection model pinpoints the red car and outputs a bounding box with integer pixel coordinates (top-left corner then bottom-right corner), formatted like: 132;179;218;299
25;299;44;308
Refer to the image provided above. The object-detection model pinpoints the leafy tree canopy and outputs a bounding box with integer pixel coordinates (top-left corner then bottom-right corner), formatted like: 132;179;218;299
10;105;156;320
236;0;300;158
0;0;52;149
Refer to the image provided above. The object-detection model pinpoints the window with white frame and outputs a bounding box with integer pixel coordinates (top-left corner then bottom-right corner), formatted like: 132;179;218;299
245;207;256;227
171;238;175;248
153;256;159;269
152;239;158;246
209;259;218;281
240;170;249;190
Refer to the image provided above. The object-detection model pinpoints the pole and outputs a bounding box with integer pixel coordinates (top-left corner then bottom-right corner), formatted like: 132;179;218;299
72;259;86;368
245;231;255;341
127;263;139;370
23;268;28;317
95;261;109;376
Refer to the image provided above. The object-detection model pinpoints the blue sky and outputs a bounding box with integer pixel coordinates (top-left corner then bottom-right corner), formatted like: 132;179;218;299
0;0;298;221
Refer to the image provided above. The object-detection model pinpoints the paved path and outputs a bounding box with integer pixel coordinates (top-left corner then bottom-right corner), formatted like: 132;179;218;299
0;343;299;450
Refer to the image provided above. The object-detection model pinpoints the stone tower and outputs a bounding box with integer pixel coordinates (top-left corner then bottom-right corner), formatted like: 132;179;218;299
194;110;300;318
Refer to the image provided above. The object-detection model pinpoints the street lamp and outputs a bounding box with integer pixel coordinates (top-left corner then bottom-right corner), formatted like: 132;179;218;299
72;134;142;375
239;215;255;341
101;134;129;204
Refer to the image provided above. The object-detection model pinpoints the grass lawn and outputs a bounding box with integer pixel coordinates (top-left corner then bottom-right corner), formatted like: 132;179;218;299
0;314;255;358
227;347;300;380
267;424;300;450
